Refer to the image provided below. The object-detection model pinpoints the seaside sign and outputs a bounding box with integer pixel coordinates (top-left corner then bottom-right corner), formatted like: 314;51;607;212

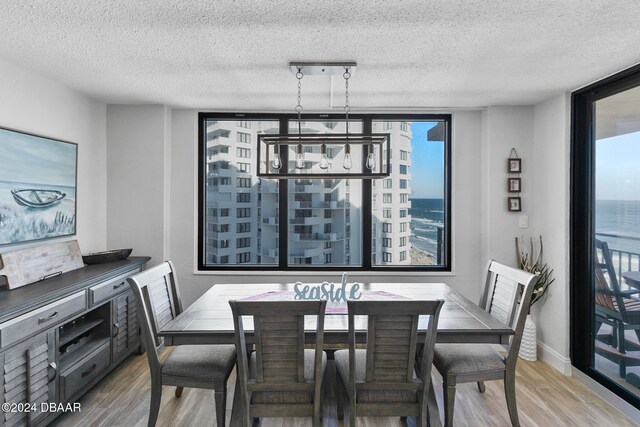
293;273;362;302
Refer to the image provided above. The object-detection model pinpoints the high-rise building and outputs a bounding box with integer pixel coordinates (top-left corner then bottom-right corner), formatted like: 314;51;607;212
203;119;412;266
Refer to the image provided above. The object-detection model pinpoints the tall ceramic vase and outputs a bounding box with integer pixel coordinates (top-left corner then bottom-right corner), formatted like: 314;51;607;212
519;314;537;361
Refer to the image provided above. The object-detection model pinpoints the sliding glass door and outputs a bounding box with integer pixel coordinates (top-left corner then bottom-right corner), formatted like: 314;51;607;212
572;64;640;408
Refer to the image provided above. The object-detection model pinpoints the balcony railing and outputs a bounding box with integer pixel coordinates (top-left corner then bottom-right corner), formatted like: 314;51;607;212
291;232;343;241
596;232;640;279
291;200;346;209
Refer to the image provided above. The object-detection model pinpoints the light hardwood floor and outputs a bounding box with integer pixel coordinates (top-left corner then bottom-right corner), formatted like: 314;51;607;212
52;350;638;427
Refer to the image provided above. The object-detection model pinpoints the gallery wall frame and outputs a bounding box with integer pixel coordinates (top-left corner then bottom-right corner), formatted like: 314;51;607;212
508;196;522;212
508;177;521;193
508;158;522;173
0;126;78;246
507;148;522;211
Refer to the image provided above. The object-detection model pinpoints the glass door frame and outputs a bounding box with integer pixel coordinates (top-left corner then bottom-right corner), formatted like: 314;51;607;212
571;62;640;409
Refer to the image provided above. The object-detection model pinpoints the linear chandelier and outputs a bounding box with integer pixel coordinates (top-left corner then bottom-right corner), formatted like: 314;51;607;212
257;62;391;179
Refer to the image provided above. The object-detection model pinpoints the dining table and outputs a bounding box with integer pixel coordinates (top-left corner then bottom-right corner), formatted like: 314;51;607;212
158;282;514;427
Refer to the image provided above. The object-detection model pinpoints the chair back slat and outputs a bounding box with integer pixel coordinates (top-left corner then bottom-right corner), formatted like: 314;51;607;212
488;274;519;327
347;299;443;404
148;275;175;331
365;314;417;383
229;299;326;392
127;261;183;374
480;261;538;367
595;239;627;319
254;314;305;383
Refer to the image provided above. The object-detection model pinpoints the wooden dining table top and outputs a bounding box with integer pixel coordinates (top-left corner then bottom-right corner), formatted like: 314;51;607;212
159;282;514;346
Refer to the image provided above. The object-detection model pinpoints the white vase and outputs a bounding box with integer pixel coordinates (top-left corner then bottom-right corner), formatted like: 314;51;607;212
519;314;537;361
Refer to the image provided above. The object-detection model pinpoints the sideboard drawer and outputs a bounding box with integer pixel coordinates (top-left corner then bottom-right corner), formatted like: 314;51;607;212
0;290;86;349
88;270;136;306
60;341;111;401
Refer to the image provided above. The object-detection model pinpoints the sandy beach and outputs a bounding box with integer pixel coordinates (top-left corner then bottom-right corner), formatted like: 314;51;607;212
410;246;436;265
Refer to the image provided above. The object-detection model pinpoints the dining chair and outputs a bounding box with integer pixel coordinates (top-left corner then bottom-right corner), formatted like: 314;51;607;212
594;239;640;378
228;299;327;427
334;299;444;427
128;261;236;427
431;260;538;427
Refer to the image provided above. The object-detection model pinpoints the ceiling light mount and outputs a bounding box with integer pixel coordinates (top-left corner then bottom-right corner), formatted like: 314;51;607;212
289;62;357;76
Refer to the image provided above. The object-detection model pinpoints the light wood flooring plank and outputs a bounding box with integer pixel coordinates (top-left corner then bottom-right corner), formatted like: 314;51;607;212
51;351;638;427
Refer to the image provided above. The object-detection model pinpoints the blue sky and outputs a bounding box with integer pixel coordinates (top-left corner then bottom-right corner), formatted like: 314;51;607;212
596;131;640;201
409;121;444;198
0;129;77;186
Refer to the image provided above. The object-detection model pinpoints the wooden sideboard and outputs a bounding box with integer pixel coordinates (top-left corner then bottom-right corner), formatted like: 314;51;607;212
0;256;150;427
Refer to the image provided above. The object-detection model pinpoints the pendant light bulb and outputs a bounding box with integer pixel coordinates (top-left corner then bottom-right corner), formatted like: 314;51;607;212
343;154;352;170
366;150;376;170
295;144;305;169
271;144;282;170
319;143;329;170
271;153;282;170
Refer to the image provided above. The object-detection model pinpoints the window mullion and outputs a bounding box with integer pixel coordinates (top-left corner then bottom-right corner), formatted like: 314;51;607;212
362;118;372;269
278;116;289;269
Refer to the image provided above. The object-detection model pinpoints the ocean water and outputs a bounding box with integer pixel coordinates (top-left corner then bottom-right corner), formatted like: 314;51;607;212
596;200;640;255
409;198;444;259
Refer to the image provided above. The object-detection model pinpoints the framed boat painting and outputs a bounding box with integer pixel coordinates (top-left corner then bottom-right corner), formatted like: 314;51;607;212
0;127;77;245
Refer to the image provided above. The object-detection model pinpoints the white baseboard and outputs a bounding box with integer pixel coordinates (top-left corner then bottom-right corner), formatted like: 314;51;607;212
537;341;572;375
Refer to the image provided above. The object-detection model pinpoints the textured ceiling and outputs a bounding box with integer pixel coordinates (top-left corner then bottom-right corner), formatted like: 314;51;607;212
1;1;640;110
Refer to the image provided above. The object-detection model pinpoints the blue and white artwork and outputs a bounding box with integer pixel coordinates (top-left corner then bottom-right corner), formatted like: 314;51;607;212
0;127;77;245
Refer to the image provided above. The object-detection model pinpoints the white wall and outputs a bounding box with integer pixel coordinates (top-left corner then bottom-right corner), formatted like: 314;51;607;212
480;106;534;267
0;60;107;254
106;105;170;266
531;94;572;373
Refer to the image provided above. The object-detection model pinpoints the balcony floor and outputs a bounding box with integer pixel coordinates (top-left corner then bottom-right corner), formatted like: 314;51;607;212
52;348;636;427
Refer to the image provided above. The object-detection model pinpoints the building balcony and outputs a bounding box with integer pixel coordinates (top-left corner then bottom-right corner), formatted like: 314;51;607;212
290;232;343;242
291;200;346;209
207;231;229;238
292;183;327;193
261;248;279;258
204;246;232;255
206;185;231;194
207;167;233;176
206;122;232;141
289;247;325;258
289;216;326;226
262;217;278;225
260;182;279;193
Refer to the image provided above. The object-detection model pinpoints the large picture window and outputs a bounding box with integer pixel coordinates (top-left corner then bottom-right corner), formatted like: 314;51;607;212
198;113;451;271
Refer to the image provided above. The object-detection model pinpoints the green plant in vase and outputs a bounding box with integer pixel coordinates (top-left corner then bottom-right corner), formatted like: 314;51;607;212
516;235;555;307
515;235;555;361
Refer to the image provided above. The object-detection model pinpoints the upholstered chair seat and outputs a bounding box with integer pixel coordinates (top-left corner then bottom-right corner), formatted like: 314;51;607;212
433;344;504;376
163;344;236;382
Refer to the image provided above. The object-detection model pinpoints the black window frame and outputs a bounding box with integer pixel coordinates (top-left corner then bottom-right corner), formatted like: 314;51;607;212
571;62;640;409
198;112;452;272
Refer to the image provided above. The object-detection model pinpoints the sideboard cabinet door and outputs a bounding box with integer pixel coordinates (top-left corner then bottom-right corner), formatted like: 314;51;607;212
112;291;139;362
1;330;56;427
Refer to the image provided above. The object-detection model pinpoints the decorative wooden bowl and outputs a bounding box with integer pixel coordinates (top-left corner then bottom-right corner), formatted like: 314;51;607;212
82;248;132;265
